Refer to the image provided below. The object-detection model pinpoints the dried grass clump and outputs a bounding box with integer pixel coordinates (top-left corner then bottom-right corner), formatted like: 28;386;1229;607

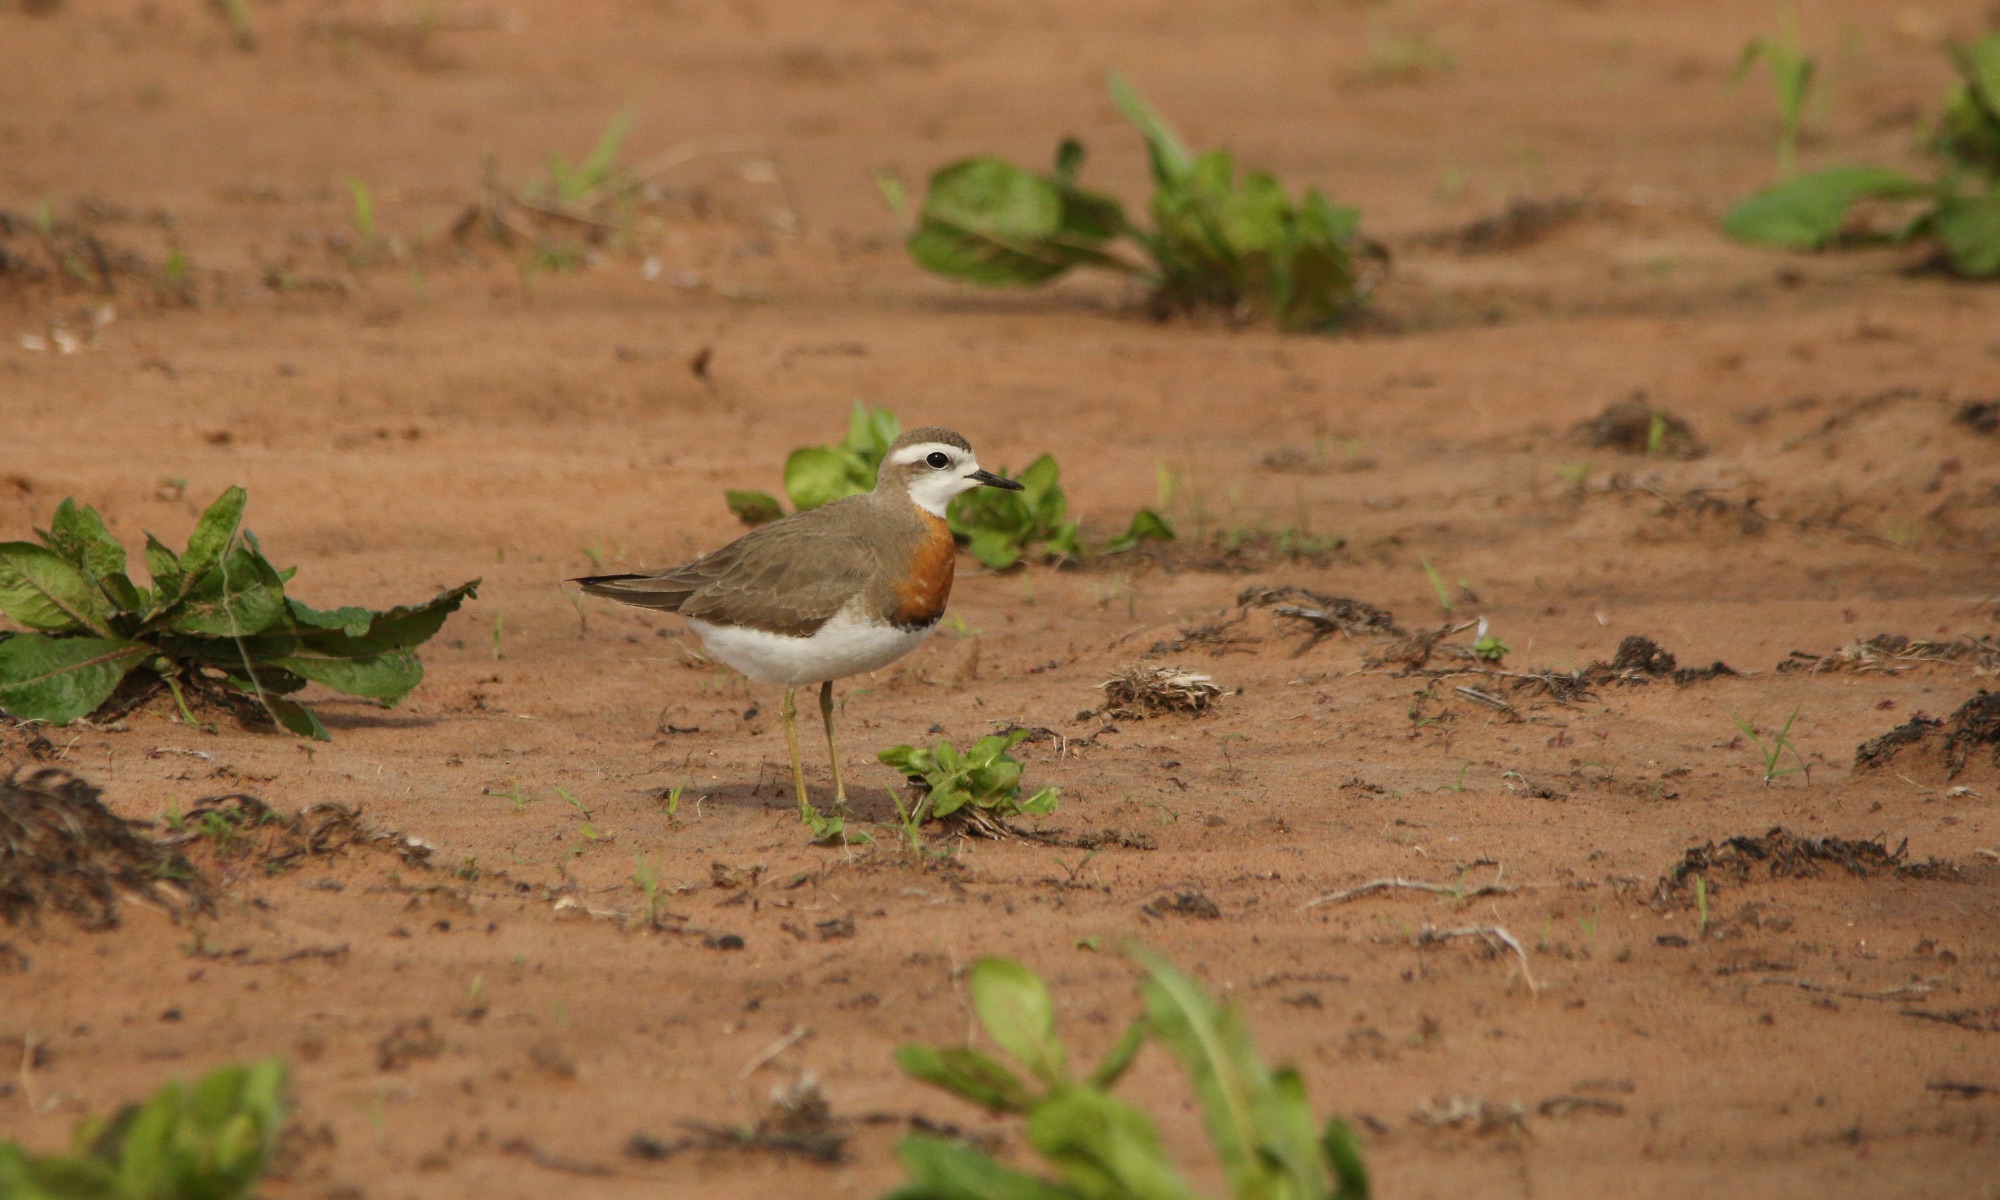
1655;825;1954;906
1099;665;1223;718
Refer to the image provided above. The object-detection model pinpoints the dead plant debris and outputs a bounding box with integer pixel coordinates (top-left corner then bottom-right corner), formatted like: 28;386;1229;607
1412;1094;1529;1135
1;768;209;931
161;794;435;871
626;1077;847;1165
1240;585;1404;654
1142;891;1222;919
1415;196;1597;254
1783;633;2000;676
1577;393;1706;458
1099;666;1223;718
1656;826;1954;906
1853;691;2000;778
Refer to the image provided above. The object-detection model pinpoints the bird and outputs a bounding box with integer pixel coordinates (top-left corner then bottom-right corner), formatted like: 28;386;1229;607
572;426;1023;835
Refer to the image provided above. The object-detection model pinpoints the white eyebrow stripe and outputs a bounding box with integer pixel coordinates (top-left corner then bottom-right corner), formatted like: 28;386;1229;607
886;442;963;466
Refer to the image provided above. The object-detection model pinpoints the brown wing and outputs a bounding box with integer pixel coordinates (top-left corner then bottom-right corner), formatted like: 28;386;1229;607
574;499;883;637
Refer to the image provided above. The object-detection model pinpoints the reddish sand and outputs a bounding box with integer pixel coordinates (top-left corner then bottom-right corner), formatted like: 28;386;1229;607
2;1;1998;1196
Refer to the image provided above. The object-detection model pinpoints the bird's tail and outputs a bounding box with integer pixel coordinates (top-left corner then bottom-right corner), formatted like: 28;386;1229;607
571;573;697;612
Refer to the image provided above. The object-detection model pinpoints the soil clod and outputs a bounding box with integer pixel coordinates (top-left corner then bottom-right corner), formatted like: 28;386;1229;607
1657;827;1954;905
1142;891;1221;919
1852;691;2000;778
1955;400;2000;436
1;768;209;931
1577;393;1706;458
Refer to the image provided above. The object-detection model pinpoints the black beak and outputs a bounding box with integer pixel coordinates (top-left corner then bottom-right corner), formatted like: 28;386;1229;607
970;469;1024;491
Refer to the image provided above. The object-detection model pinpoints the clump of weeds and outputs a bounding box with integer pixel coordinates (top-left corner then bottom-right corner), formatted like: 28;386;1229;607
0;488;476;740
1725;32;2000;277
878;730;1059;839
882;951;1369;1199
0;1059;288;1197
905;74;1383;330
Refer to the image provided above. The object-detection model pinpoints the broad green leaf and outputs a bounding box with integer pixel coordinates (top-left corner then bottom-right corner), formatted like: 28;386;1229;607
725;489;786;527
971;958;1067;1086
1102;509;1175;555
0;1143;120;1199
1015;786;1060;816
845;401;902;464
99;573;145;614
289;580;478;657
878;743;932;775
1025;1087;1200;1200
966;528;1024;569
144;534;184;606
894;1044;1033;1113
181;486;247;585
1933;187;2000;277
0;634;148;725
1322;1117;1372;1200
260;695;330;741
0;543;114;635
283;600;374;638
1109;73;1193;185
910;159;1133;287
1721;165;1928;250
1087;1019;1148;1090
1132;947;1326;1200
42;499;127;583
267;651;423;704
785;445;871;512
170;547;287;637
884;1136;1085;1200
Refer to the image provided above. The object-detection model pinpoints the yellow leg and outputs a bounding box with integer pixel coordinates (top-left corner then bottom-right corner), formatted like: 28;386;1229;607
819;680;848;811
780;686;817;824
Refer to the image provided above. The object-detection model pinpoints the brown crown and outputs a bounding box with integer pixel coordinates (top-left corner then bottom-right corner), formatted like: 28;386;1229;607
886;426;973;454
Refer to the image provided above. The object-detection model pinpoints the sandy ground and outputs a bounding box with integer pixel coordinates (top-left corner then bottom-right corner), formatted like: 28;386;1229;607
3;1;1999;1196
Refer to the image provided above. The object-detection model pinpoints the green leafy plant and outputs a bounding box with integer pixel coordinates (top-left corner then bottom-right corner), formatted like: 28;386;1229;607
1732;12;1818;179
1732;706;1809;784
726;402;903;525
0;488;477;741
879;730;1059;833
0;1058;287;1200
1724;33;2000;277
907;74;1377;330
725;406;1173;566
881;951;1369;1200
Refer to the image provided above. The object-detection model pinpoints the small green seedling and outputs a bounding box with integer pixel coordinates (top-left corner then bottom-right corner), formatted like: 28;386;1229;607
556;789;600;840
0;1059;287;1199
1473;627;1508;664
540;109;635;206
1732;10;1818;179
0;489;476;740
878;730;1060;831
1694;874;1710;937
659;782;685;822
906;74;1375;330
1421;560;1454;612
1732;706;1809;784
1724;33;2000;277
344;175;377;256
632;854;668;926
880;950;1369;1200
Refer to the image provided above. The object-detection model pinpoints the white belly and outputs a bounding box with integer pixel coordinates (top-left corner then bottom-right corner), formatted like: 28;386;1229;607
687;606;934;685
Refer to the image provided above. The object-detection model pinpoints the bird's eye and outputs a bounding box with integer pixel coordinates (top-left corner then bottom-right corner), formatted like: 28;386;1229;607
925;451;951;469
